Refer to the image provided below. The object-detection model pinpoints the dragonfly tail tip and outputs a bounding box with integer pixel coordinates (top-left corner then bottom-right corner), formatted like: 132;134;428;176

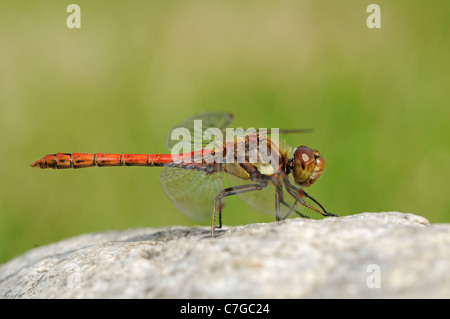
30;159;44;168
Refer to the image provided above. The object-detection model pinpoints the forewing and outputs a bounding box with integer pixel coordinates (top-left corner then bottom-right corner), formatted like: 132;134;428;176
165;112;234;150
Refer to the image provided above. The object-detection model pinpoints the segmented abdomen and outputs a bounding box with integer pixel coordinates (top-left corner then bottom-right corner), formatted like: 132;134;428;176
30;153;174;169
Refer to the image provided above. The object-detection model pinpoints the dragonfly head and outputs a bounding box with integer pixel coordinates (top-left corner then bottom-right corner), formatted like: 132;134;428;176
291;146;324;187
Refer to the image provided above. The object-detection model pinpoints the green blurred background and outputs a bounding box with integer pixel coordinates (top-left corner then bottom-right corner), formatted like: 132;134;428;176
0;1;448;263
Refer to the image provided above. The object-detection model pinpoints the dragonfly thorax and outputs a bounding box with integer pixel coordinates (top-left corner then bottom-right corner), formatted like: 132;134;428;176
291;146;324;187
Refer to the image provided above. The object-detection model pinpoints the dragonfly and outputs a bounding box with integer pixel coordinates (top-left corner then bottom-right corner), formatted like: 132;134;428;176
31;112;337;237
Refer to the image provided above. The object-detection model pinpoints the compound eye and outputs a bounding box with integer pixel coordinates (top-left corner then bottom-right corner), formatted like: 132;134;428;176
292;146;315;184
294;146;315;168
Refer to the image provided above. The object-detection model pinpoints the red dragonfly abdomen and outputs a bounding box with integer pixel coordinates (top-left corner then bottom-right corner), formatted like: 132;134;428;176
31;150;215;169
30;153;183;169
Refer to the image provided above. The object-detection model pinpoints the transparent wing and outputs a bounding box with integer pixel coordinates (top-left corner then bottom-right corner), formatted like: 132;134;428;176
165;112;234;150
161;112;231;221
160;166;224;221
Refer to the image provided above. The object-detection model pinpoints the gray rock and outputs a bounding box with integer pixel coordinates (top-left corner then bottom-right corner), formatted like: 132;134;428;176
0;212;449;298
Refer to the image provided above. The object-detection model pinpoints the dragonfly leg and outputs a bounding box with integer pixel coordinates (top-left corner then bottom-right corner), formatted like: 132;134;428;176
275;181;310;220
302;191;338;217
283;177;337;217
275;183;282;221
280;199;310;219
274;183;310;220
217;201;225;229
211;182;268;237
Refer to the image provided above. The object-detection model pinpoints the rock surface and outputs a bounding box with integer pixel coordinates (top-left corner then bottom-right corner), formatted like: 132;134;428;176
0;212;449;298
